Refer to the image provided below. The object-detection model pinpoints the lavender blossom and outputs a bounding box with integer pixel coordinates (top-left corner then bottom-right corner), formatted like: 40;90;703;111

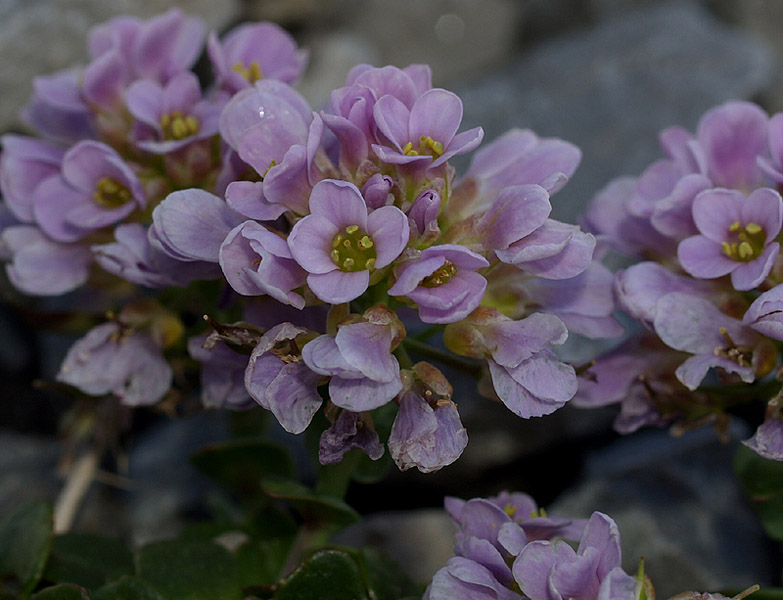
244;322;322;434
319;410;384;465
208;22;306;93
444;308;576;418
219;220;307;308
388;364;468;473
389;244;489;324
23;69;94;143
0;135;64;223
302;318;403;412
288;179;409;304
2;225;92;295
743;417;783;461
372;88;483;169
513;512;636;600
678;187;782;291
57;322;172;406
188;333;254;410
743;283;783;340
125;72;222;154
33;141;145;243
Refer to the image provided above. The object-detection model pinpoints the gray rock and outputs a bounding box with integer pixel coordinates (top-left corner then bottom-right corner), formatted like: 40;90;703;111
0;0;240;133
457;2;775;225
551;424;778;597
0;430;60;519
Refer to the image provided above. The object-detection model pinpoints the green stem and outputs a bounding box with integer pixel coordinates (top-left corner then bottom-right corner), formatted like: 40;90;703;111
412;324;444;342
315;448;362;499
394;344;413;370
402;337;482;378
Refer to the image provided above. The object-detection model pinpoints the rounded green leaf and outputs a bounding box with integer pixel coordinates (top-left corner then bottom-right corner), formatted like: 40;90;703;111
274;550;367;600
92;576;167;600
30;584;89;600
136;540;242;600
261;479;360;530
44;534;133;591
0;501;53;598
190;439;296;497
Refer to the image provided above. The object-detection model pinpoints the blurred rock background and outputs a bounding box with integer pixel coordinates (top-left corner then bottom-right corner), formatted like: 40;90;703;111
1;0;782;595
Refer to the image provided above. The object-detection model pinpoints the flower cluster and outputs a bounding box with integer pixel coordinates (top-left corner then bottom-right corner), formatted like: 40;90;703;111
426;491;640;600
0;9;616;473
580;100;783;460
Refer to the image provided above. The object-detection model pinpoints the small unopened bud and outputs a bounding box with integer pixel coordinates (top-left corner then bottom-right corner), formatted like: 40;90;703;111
409;189;441;235
361;173;394;209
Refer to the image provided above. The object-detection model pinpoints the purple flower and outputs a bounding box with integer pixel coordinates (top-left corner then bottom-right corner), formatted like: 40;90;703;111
125;72;222;154
389;245;488;324
244;322;322;434
302;319;403;412
57;322;172;406
319;410;384;465
465;128;581;200
513;512;636;600
22;69;94;143
372;88;483;169
93;223;214;288
653;292;760;390
388;364;468;473
758;112;783;184
0;135;64;223
361;173;395;210
32;141;144;243
208;22;306;93
426;557;521;600
88;9;205;84
743;417;783;461
150;188;245;267
219;220;307;308
444;308;576;418
409;188;441;237
678;187;782;291
743;283;783;340
1;225;92;296
188;333;254;410
288;179;409;304
614;262;712;329
696;101;768;190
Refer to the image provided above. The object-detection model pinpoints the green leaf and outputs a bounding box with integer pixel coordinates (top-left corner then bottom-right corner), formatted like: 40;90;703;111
44;534;133;590
30;584;90;600
136;540;242;600
261;479;360;530
274;549;367;600
351;451;393;485
92;576;167;600
355;548;421;600
191;439;296;498
0;501;53;599
236;538;292;587
755;493;783;540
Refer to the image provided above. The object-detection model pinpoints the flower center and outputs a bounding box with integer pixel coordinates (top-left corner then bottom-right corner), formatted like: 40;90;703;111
160;111;200;141
721;221;766;262
330;225;376;272
714;326;752;367
93;177;132;209
232;60;263;84
402;135;444;158
421;260;457;288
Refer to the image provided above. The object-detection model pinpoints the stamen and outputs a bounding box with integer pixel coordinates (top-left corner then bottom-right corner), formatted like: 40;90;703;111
421;261;458;288
160;111;200;141
231;60;263;84
330;225;377;272
729;221;741;232
93;177;132;209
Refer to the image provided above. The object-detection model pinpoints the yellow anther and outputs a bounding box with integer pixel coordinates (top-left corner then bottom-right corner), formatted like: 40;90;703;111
330;249;340;262
94;177;132;209
330;224;377;272
403;141;415;155
343;257;355;269
746;222;763;234
332;235;343;248
365;258;376;270
739;241;754;259
721;241;732;256
185;115;199;133
232;60;263;84
729;221;742;232
359;236;374;249
160;111;200;141
503;503;517;518
346;225;359;234
343;239;352;248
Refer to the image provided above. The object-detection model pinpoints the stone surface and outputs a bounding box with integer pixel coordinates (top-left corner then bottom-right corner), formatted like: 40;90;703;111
457;2;775;225
0;0;240;133
551;424;779;597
